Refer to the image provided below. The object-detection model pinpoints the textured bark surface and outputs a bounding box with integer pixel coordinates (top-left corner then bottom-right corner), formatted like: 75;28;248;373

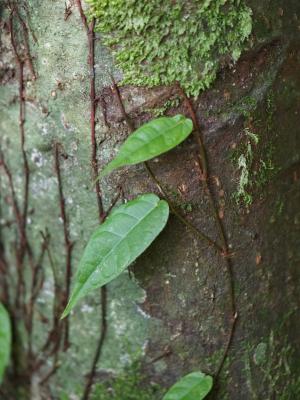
0;1;299;399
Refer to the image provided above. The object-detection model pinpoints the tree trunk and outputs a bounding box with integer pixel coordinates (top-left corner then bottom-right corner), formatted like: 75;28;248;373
0;1;299;399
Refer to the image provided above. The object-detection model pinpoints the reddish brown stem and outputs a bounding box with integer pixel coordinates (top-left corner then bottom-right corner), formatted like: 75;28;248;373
110;79;222;252
88;20;105;221
81;286;107;400
54;143;74;351
75;3;108;399
148;345;172;364
176;83;208;180
75;0;88;31
15;8;37;79
38;233;63;363
111;76;237;379
0;154;23;236
111;77;135;132
8;12;31;255
0;155;28;309
0;239;10;305
20;1;38;44
101;186;123;220
39;353;60;386
27;234;48;361
178;86;237;379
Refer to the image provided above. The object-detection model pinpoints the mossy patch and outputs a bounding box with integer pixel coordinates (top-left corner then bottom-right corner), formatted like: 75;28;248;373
87;0;252;96
230;92;279;207
232;128;259;206
90;361;162;400
244;331;300;400
145;96;182;118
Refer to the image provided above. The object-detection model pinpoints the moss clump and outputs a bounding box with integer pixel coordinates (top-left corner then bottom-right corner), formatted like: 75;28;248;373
231;127;278;206
145;96;181;117
87;0;252;96
230;91;279;207
232;128;259;206
90;362;162;400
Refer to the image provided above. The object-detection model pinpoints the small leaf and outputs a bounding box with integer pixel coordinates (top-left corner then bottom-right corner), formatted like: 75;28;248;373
0;303;11;384
163;371;213;400
62;194;169;318
100;114;193;177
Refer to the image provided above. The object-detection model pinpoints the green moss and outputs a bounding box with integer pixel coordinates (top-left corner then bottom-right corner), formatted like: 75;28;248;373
146;96;181;117
90;361;162;400
230;91;279;207
232;129;278;206
233;96;258;119
244;332;300;400
162;185;195;213
87;0;252;96
231;128;259;206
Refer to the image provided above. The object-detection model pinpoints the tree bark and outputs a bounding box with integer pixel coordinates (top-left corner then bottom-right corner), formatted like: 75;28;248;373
0;1;299;399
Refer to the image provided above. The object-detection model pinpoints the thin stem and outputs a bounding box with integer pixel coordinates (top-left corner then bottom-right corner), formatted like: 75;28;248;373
54;143;74;351
0;237;10;305
0;154;23;236
178;85;237;379
75;3;108;399
14;6;37;79
27;235;48;361
176;83;208;180
9;12;30;240
81;286;107;400
0;155;26;309
88;19;105;221
110;76;135;131
75;0;88;31
144;162;222;252
4;5;42;378
110;78;222;251
37;233;63;363
39;353;60;386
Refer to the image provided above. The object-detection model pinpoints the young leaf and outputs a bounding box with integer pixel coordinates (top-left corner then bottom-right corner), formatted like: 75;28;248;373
100;114;193;177
0;303;11;384
62;194;169;318
163;371;213;400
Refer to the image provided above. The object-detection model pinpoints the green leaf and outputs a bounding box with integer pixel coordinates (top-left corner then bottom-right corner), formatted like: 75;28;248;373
100;114;193;177
163;371;213;400
0;303;11;384
62;194;169;318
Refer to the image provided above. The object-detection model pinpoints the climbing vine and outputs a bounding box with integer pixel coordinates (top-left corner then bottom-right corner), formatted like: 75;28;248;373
100;80;237;397
0;0;252;399
0;1;74;394
67;1;245;397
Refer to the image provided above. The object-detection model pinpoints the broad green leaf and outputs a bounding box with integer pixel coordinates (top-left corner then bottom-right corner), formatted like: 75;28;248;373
100;114;193;177
0;303;11;384
62;194;169;318
163;371;213;400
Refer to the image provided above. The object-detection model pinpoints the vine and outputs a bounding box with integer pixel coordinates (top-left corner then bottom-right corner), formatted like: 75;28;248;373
110;80;237;383
0;1;74;394
0;0;247;399
54;143;74;351
74;2;111;399
62;1;241;398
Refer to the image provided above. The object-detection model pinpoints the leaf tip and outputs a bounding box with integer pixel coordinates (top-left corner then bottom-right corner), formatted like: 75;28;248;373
99;162;116;178
60;302;72;320
60;309;68;320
